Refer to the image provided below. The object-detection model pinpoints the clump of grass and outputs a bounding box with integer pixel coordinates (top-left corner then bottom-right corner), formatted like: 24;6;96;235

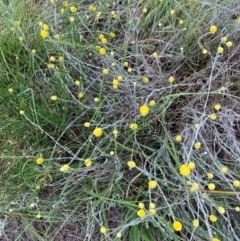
1;0;240;240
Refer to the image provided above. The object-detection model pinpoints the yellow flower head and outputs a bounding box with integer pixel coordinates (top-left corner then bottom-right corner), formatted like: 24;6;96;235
192;219;199;227
209;215;217;222
43;24;49;31
168;76;174;83
179;164;191;177
208;183;216;190
149;208;156;215
101;38;108;44
149;202;156;209
69;17;75;23
217;47;224;54
226;41;232;47
217;206;225;214
212;238;220;241
40;30;48;39
149;100;156;106
130;123;138;130
36;157;44;165
138;202;145;209
75;80;80;86
142;76;149;83
175;135;182;142
93;127;103;137
172;221;182;231
100;226;107;234
148;180;157;189
99;48;106;55
207;172;214;179
127;160;136;169
102;68;109;75
112;129;119;136
117;75;123;81
221;36;227;42
78;92;84;99
116;232;122;238
233;180;240;187
210;114;217;120
84;122;90;127
188;162;195;170
60;164;70;172
214;104;221;111
221;166;228;173
209;25;217;34
51;95;57;101
152;52;158;58
8;88;14;93
202;49;208;54
70;6;77;13
137;209;146;218
194;142;201;150
85;158;92;167
140;105;150;117
179;20;184;25
142;8;147;13
235;207;240;212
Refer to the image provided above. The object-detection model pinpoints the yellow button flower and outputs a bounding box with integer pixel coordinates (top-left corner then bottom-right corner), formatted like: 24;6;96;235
100;226;107;234
168;76;175;83
60;164;70;172
99;48;106;55
40;30;48;39
85;158;92;167
226;41;232;47
217;206;225;214
192;219;199;227
233;180;240;187
148;180;157;189
207;172;214;179
78;92;84;99
208;183;216;190
84;122;90;127
172;221;182;231
127;160;136;169
152;52;158;58
221;166;228;173
102;68;109;75
142;76;149;83
93;127;103;137
210;114;217;120
139;105;150;116
194;142;201;150
202;49;208;54
209;25;217;34
217;47;224;54
179;164;191;177
130;123;138;130
70;6;77;13
36;157;44;165
188;162;195;170
209;215;217;222
138;202;145;209
214;104;221;111
51;95;57;101
175;135;182;142
137;209;146;218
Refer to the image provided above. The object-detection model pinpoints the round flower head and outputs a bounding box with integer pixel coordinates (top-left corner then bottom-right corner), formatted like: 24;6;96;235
217;47;224;54
217;206;225;214
84;122;90;127
130;123;138;130
149;100;156;106
70;6;77;13
137;209;146;218
209;25;217;34
142;76;149;83
139;105;150;117
192;219;199;227
117;75;123;81
226;41;232;47
138;202;144;209
112;129;118;136
202;49;208;54
168;76;174;83
209;215;217;222
207;172;214;179
142;8;147;13
221;36;227;42
235;207;240;212
233;180;240;187
60;164;70;172
194;142;201;150
127;160;136;169
36;157;44;165
100;226;107;234
85;158;92;167
221;166;228;173
179;20;184;25
78;92;84;99
102;68;109;75
69;17;75;23
179;164;191;177
8;88;14;93
188;162;195;170
116;232;122;238
148;180;157;189
40;30;48;39
172;221;182;231
99;48;106;55
208;183;216;190
149;208;156;215
51;95;57;101
175;135;182;142
149;202;156;209
93;127;103;137
210;114;217;120
214;104;221;111
101;38;107;44
152;52;158;58
212;238;220;241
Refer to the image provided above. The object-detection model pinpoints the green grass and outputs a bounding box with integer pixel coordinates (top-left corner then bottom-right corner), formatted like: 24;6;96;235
1;0;240;240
